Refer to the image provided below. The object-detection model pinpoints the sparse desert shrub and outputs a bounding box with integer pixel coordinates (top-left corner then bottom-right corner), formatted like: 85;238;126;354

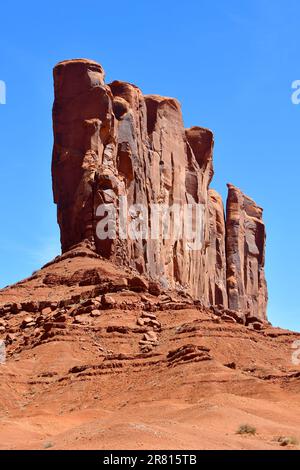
278;436;299;447
236;424;257;435
43;441;53;449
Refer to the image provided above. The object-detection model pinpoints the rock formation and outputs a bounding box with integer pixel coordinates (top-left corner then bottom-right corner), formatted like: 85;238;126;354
226;184;268;320
52;58;267;320
4;59;300;452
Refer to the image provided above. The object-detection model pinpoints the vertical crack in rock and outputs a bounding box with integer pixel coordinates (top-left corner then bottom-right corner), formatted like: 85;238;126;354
52;58;268;319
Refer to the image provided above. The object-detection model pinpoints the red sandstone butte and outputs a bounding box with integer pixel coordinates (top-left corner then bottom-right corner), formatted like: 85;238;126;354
1;59;298;452
52;58;267;320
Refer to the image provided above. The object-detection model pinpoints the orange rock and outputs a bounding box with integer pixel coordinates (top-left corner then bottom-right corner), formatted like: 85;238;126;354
51;59;267;316
226;184;268;320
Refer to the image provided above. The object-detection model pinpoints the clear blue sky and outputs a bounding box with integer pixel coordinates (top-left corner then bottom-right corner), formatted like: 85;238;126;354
0;0;299;330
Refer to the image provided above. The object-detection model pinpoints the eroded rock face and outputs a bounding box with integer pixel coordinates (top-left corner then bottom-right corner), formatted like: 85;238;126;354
207;190;228;308
52;58;267;318
226;184;268;320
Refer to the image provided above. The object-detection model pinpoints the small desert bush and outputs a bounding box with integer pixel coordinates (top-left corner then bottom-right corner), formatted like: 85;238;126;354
43;441;54;449
236;424;257;435
278;436;299;447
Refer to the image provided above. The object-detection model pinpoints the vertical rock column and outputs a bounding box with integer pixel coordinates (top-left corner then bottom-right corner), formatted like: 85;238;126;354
207;190;228;307
52;59;116;253
184;127;227;305
226;184;268;320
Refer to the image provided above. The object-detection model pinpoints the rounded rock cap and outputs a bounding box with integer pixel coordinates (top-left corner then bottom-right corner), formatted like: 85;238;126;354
53;58;105;99
54;58;104;70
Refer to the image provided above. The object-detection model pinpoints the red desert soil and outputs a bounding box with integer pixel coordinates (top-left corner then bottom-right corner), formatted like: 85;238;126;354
0;245;299;450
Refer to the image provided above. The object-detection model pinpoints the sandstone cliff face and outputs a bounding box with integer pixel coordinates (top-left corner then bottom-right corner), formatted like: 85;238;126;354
226;184;268;320
207;189;228;308
52;58;267;320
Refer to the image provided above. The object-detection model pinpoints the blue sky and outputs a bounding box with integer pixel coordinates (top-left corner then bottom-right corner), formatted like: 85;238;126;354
0;0;299;330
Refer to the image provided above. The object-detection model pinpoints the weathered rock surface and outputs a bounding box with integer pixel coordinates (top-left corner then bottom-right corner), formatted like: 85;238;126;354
207;189;228;308
52;58;267;319
0;241;298;450
1;59;300;452
226;184;268;320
